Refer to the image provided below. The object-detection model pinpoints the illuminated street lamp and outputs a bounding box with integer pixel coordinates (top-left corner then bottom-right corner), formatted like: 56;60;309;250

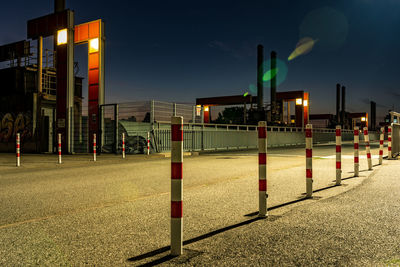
303;100;308;107
57;29;67;45
204;106;209;112
296;98;303;105
361;117;366;122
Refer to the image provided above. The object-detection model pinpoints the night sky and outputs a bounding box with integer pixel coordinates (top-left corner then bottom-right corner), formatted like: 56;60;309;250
1;0;400;121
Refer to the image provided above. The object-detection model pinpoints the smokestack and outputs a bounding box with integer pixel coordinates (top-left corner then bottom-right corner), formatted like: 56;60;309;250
341;86;346;128
336;83;341;123
55;0;66;12
370;101;376;130
271;51;277;119
257;44;264;110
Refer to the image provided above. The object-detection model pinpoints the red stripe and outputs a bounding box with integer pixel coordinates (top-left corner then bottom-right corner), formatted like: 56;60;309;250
336;146;341;152
16;144;20;148
306;129;312;138
354;130;359;136
259;180;266;191
171;162;183;179
171;124;183;141
364;130;368;135
389;147;392;151
354;143;359;149
336;161;341;169
258;153;266;165
367;153;371;159
354;157;359;163
258;127;266;139
380;140;383;145
388;128;392;133
16;153;20;157
171;201;183;218
379;150;383;155
336;129;341;136
306;149;312;158
306;169;312;178
388;137;392;141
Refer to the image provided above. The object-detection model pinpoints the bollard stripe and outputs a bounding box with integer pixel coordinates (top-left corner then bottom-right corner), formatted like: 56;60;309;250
171;162;183;179
171;125;183;141
258;127;266;139
171;201;183;218
259;180;266;191
336;129;341;136
258;153;266;165
388;147;392;151
379;150;383;155
367;153;371;159
354;143;359;149
336;162;341;169
306;129;312;138
306;169;312;178
354;157;359;163
306;149;312;158
380;140;383;145
354;130;359;136
388;137;392;141
388;128;392;133
336;146;341;153
364;129;368;135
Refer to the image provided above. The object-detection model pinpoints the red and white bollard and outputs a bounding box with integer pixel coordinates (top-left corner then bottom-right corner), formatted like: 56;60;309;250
363;127;372;170
122;133;126;159
379;127;384;165
306;124;313;198
93;133;97;162
336;125;341;185
16;133;20;167
388;126;392;159
171;116;183;256
147;132;150;155
354;127;359;177
58;133;62;164
258;121;267;217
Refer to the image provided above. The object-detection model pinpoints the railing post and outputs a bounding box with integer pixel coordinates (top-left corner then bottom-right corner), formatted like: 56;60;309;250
306;124;313;198
336;125;341;185
379;127;384;165
16;133;20;167
171;116;183;256
363;127;372;170
354;127;359;177
58;133;62;164
258;121;268;217
388;126;392;159
122;133;126;159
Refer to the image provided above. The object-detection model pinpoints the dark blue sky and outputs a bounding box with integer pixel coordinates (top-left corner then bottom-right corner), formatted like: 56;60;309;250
1;0;400;120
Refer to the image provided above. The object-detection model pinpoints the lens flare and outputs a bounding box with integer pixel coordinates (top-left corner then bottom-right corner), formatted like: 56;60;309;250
243;92;249;97
263;68;279;82
249;84;257;95
288;37;318;61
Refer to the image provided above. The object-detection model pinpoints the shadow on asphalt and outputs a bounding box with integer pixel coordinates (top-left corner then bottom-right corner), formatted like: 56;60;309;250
127;217;263;264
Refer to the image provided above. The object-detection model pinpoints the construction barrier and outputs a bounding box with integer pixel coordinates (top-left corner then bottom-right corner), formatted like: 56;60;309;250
58;133;62;164
258;121;267;218
16;133;20;167
379;127;384;165
336;125;341;185
93;133;97;162
354;127;359;177
171;116;183;256
306;124;313;198
363;127;372;170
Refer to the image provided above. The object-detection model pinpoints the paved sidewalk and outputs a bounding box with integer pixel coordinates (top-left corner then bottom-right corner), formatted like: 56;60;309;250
134;160;400;266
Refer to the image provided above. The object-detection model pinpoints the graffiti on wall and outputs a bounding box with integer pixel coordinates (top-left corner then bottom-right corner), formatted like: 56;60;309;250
0;112;33;142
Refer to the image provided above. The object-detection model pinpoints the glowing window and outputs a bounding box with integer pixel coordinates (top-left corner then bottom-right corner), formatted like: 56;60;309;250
89;38;99;53
196;105;201;116
57;29;68;45
296;98;303;105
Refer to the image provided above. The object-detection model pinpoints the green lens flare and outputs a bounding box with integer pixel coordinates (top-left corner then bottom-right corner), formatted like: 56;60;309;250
263;68;279;82
243;92;249;97
249;84;257;94
288;37;318;61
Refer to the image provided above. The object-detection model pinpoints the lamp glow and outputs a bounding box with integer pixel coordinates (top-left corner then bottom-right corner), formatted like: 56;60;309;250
296;98;303;105
57;29;67;45
89;38;99;53
303;100;308;107
204;106;209;112
361;117;366;122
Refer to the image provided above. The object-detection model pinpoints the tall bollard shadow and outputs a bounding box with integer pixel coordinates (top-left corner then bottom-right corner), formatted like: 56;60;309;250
127;217;263;264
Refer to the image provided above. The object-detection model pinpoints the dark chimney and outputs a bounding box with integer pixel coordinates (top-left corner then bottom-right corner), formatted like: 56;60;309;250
341;86;346;128
336;84;341;123
370;101;376;130
257;45;264;110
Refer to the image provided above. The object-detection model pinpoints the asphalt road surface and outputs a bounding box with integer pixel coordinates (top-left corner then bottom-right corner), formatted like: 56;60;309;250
0;142;392;265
